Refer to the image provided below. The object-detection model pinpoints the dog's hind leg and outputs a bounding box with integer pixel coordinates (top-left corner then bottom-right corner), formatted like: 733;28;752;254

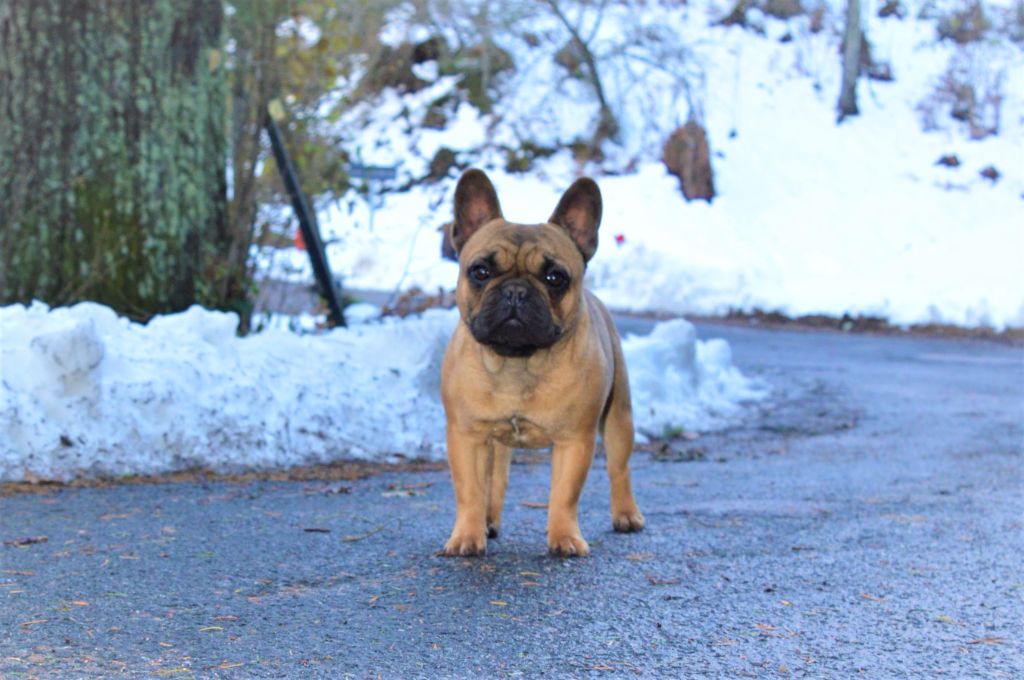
602;348;645;533
487;441;512;538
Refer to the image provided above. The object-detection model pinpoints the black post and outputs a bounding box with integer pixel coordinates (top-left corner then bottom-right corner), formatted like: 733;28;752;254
265;113;346;327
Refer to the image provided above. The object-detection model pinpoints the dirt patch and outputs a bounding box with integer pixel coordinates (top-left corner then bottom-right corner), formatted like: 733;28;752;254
0;459;448;498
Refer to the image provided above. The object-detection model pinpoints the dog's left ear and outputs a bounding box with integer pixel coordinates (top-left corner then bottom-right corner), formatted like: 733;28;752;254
549;177;602;263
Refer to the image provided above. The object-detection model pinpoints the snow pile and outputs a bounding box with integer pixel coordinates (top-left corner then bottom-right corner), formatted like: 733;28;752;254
0;302;762;482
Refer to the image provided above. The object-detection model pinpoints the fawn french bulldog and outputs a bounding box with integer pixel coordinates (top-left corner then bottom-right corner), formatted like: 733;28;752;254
440;169;644;557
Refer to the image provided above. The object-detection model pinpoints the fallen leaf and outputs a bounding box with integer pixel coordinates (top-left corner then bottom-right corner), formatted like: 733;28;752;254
70;600;89;606
99;513;130;521
967;636;1006;645
342;526;385;542
155;668;191;677
626;553;653;562
214;615;238;621
4;536;48;547
394;481;433;490
646;575;680;586
520;501;547;509
0;569;34;575
490;600;508;606
779;600;793;607
19;619;48;627
754;623;777;632
935;614;958;625
199;625;223;632
211;661;244;670
860;593;885;602
519;571;541;577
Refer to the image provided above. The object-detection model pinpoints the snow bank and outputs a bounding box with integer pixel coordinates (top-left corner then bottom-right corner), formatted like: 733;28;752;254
0;302;762;482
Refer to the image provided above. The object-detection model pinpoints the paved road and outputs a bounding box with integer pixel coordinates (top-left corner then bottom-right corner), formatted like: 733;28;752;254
2;321;1022;678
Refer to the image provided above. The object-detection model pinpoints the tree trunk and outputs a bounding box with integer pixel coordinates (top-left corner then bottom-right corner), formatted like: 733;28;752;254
837;0;862;122
0;0;235;322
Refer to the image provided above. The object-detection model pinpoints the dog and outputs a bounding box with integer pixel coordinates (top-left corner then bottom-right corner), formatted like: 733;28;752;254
439;168;644;557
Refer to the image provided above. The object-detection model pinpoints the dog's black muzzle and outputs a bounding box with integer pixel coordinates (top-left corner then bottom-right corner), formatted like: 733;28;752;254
470;279;562;357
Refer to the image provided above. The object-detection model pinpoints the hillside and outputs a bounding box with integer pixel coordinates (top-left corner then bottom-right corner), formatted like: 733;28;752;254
257;0;1024;329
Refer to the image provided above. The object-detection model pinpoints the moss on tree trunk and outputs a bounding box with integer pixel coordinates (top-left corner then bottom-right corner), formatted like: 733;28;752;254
0;0;241;322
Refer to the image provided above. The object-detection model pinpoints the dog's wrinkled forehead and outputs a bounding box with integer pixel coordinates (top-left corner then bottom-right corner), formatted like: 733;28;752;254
463;221;582;274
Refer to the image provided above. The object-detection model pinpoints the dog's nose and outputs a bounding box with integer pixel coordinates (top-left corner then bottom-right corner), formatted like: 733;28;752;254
501;281;531;307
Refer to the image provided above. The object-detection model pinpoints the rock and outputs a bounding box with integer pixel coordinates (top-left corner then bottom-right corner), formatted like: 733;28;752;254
359;43;428;95
936;154;961;168
426;147;458;182
979;165;1000;182
662;121;716;203
877;0;905;19
764;0;804;19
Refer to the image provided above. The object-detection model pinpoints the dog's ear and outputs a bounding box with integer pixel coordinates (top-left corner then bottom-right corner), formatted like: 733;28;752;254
549;177;602;263
452;169;503;255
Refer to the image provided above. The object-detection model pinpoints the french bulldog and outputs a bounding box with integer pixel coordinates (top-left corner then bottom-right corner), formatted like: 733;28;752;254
440;168;644;557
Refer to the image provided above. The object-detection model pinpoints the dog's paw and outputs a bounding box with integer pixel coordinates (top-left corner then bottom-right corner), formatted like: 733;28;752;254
441;531;487;557
612;510;646;533
547;532;590;557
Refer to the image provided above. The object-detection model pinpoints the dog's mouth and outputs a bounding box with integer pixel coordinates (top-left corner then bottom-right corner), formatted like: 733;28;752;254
469;314;561;357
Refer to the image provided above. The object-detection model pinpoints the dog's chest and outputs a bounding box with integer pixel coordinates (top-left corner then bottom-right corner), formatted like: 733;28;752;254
490;415;552;448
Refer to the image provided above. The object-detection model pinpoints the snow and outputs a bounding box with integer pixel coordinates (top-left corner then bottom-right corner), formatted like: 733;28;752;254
0;302;762;482
263;0;1024;329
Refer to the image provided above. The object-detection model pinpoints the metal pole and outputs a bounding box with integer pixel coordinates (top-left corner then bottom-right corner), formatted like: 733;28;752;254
265;112;346;327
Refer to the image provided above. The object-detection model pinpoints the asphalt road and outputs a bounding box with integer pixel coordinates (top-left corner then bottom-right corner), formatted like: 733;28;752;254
2;320;1022;678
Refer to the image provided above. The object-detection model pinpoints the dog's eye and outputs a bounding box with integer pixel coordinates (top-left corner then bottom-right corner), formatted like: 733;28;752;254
544;270;568;288
469;264;491;283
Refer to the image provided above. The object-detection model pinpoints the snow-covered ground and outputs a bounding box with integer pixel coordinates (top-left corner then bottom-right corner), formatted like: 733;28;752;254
0;302;762;482
261;0;1024;329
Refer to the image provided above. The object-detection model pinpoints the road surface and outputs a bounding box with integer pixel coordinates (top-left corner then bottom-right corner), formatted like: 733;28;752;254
2;320;1022;678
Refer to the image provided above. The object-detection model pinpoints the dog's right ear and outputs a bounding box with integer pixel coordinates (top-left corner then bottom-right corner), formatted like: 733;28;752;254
452;169;503;256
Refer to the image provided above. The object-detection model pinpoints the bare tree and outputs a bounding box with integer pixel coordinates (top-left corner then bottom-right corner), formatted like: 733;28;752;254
543;0;620;147
837;0;862;122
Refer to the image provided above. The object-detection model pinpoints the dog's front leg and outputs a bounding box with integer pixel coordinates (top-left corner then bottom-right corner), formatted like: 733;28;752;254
442;425;490;556
547;436;596;557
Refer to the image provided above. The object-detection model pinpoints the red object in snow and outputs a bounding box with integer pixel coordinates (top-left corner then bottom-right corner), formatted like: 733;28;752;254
614;233;625;246
294;227;306;251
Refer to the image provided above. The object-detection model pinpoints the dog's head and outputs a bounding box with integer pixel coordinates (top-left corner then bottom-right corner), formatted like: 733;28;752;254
448;168;602;358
